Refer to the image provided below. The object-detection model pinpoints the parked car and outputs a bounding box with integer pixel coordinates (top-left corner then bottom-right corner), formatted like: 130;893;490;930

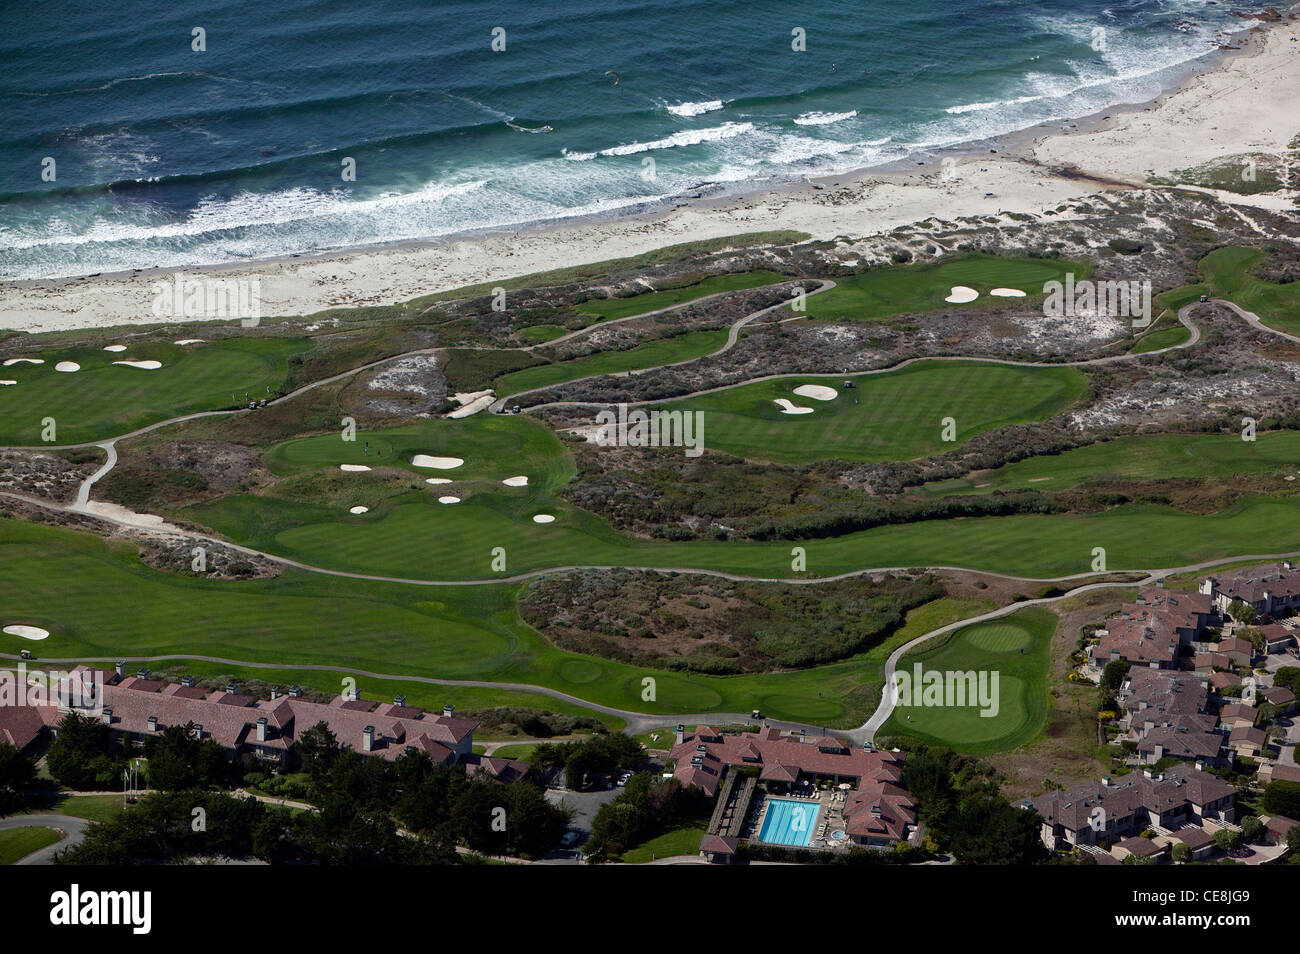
561;830;580;846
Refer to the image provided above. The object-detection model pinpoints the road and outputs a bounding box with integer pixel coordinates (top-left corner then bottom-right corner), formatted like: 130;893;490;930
0;814;89;865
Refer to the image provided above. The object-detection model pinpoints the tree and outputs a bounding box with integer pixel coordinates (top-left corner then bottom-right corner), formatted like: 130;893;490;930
948;794;1047;865
0;743;36;814
1263;780;1300;819
1240;815;1265;844
46;713;124;790
294;721;340;782
1100;659;1131;695
1227;600;1256;625
1213;827;1241;853
143;723;229;791
1171;842;1191;864
1274;667;1300;696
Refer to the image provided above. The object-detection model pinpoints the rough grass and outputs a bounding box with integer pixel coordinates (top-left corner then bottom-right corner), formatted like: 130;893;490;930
574;270;787;322
0;826;61;864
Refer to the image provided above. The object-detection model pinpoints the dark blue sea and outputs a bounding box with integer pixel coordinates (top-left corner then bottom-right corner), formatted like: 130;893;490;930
0;0;1258;279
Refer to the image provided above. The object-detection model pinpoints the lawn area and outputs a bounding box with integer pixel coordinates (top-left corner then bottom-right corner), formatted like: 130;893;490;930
1199;246;1300;337
879;607;1058;754
621;822;709;863
1130;322;1192;354
795;254;1086;322
489;742;541;760
919;429;1300;495
0;336;308;445
663;360;1089;465
0;826;61;864
574;271;787;321
494;329;728;396
50;794;130;823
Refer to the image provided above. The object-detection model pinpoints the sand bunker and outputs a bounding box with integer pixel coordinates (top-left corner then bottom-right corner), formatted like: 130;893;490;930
412;454;464;470
0;380;14;386
174;339;205;345
438;495;461;504
113;359;163;370
502;475;529;487
990;288;1027;297
425;477;453;485
945;286;979;303
55;361;80;372
773;398;814;415
792;384;838;401
349;506;370;514
340;464;372;472
532;514;556;524
103;344;127;352
4;358;44;366
448;390;496;419
3;624;49;641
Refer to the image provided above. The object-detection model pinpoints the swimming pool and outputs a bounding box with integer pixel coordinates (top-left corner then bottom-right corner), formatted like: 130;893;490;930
757;798;821;847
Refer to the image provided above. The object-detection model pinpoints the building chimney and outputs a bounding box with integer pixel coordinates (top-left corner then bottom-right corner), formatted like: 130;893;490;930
181;675;196;688
270;686;279;700
191;724;203;740
256;717;267;742
442;703;455;718
1101;776;1111;787
290;686;303;698
226;682;239;694
348;685;361;702
114;661;125;680
362;725;375;752
102;708;113;726
675;723;685;746
147;716;158;732
394;695;407;707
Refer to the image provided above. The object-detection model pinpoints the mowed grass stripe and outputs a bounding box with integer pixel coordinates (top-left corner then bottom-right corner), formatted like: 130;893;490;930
574;270;787;322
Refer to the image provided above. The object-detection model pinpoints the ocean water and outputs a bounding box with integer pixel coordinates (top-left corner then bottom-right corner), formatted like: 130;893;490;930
0;0;1258;280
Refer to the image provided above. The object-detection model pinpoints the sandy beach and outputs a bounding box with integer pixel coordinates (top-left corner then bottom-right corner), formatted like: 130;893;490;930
2;13;1297;336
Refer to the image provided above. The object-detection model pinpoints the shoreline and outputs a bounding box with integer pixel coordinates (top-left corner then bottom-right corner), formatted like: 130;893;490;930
1;11;1297;335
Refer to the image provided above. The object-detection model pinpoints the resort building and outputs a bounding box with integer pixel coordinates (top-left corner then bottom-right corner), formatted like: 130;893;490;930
56;665;480;769
669;725;916;860
1090;587;1214;670
1200;562;1300;617
1026;767;1236;851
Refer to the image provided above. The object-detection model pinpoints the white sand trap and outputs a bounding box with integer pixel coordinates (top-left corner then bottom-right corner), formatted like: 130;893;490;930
532;514;556;524
55;361;80;372
773;398;814;415
3;358;44;366
793;384;838;402
990;288;1027;297
3;625;49;641
340;464;372;472
113;359;163;370
0;380;14;386
945;286;979;304
349;506;370;514
425;477;453;485
103;344;127;352
80;500;179;531
438;495;461;504
502;475;529;487
448;390;496;419
174;339;205;345
411;454;463;470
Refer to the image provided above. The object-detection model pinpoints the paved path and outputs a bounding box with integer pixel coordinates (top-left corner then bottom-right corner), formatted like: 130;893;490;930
0;814;89;865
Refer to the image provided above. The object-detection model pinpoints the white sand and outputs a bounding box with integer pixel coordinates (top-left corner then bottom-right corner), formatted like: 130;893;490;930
349;505;370;514
990;288;1027;297
3;19;1296;335
80;500;182;531
425;477;453;485
340;464;371;472
3;358;43;366
793;384;838;401
438;495;461;504
773;398;814;415
0;380;14;386
448;390;496;419
174;339;205;345
944;286;979;304
103;344;127;352
532;514;556;524
113;359;163;370
55;361;80;372
411;454;464;469
502;475;529;487
3;624;50;640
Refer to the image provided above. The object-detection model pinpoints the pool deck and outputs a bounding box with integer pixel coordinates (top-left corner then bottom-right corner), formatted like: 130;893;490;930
746;788;853;851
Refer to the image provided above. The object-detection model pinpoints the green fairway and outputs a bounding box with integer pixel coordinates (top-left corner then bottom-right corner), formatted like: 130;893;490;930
621;822;709;863
0;827;61;864
1130;322;1192;354
574;270;786;322
494;329;728;396
795;254;1086;322
0;337;307;445
880;608;1057;753
658;360;1089;465
1199;246;1300;337
920;429;1300;496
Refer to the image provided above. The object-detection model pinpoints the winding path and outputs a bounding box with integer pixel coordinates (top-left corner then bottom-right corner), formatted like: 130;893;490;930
0;814;89;865
0;295;1293;738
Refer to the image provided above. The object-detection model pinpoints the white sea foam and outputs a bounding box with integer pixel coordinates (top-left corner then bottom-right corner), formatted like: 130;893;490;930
793;110;857;126
667;99;723;117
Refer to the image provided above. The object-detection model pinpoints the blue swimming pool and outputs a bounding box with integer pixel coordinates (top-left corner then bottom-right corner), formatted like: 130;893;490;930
757;798;821;847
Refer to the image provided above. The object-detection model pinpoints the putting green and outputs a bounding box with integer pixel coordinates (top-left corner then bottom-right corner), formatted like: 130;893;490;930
796;254;1086;322
0;337;307;445
965;621;1034;652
